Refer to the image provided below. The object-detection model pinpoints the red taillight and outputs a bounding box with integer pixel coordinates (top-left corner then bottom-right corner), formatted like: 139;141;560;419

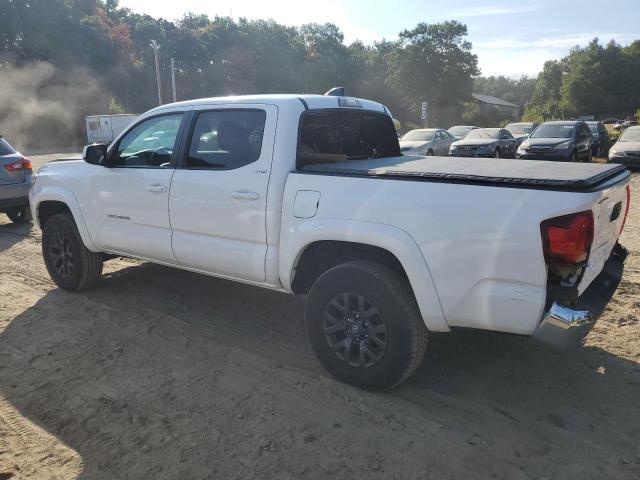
3;157;32;172
541;211;594;265
620;184;631;235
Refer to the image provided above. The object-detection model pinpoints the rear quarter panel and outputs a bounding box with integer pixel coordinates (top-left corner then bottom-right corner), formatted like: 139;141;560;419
282;173;604;335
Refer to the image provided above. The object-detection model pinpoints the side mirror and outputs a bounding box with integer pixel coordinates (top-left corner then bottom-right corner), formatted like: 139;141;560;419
82;143;108;166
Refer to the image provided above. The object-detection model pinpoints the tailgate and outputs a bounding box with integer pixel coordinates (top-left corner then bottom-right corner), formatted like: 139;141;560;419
578;178;631;294
0;153;26;185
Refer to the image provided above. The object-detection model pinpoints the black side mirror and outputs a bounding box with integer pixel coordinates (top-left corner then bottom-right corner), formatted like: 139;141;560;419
82;143;108;166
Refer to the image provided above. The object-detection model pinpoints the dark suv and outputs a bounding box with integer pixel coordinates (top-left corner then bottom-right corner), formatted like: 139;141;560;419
586;121;608;156
516;121;593;162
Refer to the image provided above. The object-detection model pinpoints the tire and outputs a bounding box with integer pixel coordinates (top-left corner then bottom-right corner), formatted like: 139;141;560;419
426;149;434;156
494;148;501;158
42;213;103;292
587;149;593;163
569;151;577;162
305;260;428;391
5;206;32;224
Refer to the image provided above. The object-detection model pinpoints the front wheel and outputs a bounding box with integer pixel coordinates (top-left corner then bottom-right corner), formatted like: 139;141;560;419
494;148;501;158
305;260;428;391
42;213;104;291
5;206;32;224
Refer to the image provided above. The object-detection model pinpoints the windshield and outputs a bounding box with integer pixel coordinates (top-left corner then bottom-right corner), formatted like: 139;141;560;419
619;128;640;142
448;126;475;136
0;138;16;156
401;130;434;142
465;129;500;140
506;124;533;135
531;124;574;139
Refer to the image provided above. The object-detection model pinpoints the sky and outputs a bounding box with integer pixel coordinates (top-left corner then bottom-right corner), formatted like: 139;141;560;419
118;0;640;78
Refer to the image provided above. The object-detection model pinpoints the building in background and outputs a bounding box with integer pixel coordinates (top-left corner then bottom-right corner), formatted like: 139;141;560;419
472;93;520;121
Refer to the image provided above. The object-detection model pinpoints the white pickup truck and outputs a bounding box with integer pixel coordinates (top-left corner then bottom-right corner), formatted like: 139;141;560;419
30;94;631;390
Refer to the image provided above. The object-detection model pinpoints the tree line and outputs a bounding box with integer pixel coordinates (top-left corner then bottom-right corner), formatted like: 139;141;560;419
0;0;639;148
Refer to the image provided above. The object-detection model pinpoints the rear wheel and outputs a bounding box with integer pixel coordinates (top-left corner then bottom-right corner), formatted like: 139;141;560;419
494;148;501;158
305;260;428;391
5;206;32;224
42;213;103;291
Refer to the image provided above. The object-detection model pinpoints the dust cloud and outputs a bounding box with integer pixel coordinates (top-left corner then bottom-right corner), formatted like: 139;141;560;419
0;62;108;152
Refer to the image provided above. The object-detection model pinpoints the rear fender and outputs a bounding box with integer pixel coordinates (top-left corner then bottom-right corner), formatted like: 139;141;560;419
280;219;449;332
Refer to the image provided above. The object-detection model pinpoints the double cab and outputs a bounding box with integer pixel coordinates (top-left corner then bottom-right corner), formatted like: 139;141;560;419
30;94;630;390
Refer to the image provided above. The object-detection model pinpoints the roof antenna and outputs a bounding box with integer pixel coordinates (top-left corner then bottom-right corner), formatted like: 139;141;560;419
325;87;345;96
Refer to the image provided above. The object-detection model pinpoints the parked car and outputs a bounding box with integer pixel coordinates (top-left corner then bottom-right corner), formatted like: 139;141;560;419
0;135;32;223
504;122;539;145
613;120;638;131
447;125;479;140
399;128;455;156
31;94;630;391
602;118;619;125
609;125;640;168
449;128;518;158
517;121;593;162
586;121;609;156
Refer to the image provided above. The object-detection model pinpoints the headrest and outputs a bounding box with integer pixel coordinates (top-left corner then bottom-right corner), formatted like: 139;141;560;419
217;121;248;153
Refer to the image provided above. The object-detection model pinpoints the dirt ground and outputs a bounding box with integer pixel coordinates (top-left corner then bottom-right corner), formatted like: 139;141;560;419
0;154;639;479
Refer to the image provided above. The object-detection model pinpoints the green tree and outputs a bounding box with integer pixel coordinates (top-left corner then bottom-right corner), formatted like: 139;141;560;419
387;21;479;127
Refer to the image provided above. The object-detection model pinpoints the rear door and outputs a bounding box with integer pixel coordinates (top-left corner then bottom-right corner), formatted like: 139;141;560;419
169;105;277;282
434;131;450;155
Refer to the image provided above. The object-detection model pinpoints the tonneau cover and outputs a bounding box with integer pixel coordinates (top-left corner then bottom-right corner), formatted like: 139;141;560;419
300;155;628;191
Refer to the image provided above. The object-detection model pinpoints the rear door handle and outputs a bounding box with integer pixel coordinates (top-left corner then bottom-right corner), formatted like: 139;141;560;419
145;184;168;193
230;190;260;201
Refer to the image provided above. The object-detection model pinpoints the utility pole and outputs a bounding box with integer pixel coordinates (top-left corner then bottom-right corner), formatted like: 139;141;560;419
170;57;177;103
150;40;162;105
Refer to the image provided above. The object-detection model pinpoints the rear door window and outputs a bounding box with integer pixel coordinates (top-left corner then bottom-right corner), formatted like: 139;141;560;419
297;110;400;168
0;138;16;156
186;110;266;170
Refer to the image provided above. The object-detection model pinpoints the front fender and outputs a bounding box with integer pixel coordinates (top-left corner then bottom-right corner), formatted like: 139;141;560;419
31;186;99;252
279;219;449;332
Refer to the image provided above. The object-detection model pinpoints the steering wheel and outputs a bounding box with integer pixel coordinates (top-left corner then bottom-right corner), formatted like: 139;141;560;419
150;146;172;166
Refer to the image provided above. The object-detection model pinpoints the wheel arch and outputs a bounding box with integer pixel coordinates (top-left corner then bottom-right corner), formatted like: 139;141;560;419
33;188;98;252
280;220;449;332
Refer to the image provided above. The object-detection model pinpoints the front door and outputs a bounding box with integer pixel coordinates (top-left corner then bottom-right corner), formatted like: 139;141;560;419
169;105;277;282
92;112;186;263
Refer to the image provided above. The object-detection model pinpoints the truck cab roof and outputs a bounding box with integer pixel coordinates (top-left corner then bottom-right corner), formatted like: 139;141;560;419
145;94;389;117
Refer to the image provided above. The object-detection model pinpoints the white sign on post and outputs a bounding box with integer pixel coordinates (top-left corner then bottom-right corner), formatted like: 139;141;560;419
421;101;428;120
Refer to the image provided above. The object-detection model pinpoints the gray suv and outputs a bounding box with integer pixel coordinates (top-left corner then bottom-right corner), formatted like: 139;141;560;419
516;121;593;162
0;136;32;223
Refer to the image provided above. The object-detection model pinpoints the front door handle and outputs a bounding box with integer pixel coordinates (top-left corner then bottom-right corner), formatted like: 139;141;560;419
230;190;260;201
145;184;168;193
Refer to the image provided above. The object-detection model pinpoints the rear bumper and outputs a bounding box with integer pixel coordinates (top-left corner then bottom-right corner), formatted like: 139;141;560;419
0;181;30;210
532;243;627;350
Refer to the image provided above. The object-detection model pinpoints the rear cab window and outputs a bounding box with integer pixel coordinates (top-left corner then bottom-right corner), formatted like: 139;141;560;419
0;138;17;156
297;109;400;169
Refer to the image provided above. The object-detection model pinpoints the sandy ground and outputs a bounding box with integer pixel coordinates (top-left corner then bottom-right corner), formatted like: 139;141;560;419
0;154;639;479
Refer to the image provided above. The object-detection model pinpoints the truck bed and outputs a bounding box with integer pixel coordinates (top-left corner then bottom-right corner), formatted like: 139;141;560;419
299;155;629;191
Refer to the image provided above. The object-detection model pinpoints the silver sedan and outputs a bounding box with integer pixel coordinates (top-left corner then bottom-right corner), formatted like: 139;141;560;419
399;129;456;156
